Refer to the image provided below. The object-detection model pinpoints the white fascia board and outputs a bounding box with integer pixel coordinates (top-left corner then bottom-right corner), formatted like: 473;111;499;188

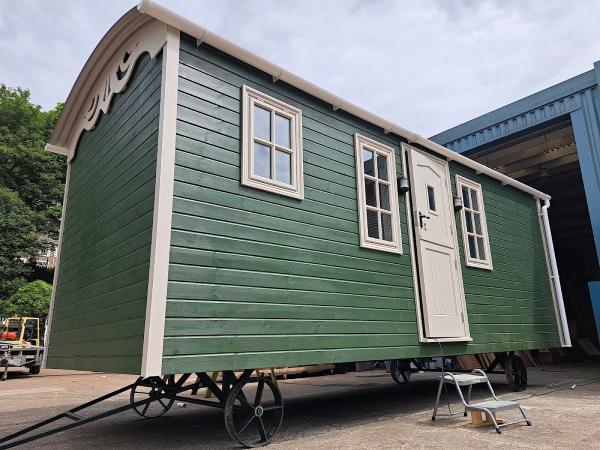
137;0;551;202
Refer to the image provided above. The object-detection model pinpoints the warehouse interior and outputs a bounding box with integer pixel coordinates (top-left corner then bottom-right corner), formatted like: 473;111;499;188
465;117;600;350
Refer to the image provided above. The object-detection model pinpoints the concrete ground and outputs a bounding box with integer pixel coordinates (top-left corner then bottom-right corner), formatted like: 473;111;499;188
0;362;599;449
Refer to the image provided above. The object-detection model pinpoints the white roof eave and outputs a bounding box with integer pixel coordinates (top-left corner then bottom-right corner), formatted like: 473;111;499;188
47;0;551;201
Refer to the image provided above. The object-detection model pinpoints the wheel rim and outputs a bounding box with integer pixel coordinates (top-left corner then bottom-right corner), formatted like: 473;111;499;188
390;359;411;384
130;376;174;418
224;376;284;448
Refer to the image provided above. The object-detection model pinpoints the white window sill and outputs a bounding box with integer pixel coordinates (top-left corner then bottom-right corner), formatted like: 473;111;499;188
420;336;473;343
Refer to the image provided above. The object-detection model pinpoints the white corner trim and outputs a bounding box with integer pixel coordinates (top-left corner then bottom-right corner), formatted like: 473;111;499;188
455;175;493;271
48;20;169;161
42;163;72;368
141;26;180;377
44;143;69;156
354;134;403;254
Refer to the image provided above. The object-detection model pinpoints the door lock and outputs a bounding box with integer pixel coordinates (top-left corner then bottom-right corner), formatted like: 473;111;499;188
418;211;430;228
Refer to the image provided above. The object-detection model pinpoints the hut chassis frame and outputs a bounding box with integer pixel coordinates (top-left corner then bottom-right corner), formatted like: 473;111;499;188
0;369;283;449
0;351;528;448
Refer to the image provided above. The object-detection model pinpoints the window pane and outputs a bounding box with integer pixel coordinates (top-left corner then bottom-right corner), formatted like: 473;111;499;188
363;149;375;177
365;178;377;207
470;189;479;211
274;114;291;148
427;185;436;211
253;105;271;141
379;184;390;210
477;236;486;260
367;209;379;239
275;150;291;184
473;213;482;235
377;154;388;181
381;213;393;241
468;235;477;259
253;142;271;178
462;186;470;209
465;210;473;233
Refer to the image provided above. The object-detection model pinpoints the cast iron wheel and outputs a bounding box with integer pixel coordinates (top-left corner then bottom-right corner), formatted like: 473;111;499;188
505;355;527;391
130;376;174;418
390;359;412;384
224;375;284;448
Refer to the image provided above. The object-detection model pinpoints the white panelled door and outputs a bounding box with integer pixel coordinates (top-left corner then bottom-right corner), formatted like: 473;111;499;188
408;148;468;338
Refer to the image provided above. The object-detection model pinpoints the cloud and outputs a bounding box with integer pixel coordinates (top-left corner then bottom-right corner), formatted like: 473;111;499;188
1;0;599;136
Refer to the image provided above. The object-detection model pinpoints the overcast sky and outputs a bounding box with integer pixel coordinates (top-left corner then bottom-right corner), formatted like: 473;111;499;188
1;0;599;137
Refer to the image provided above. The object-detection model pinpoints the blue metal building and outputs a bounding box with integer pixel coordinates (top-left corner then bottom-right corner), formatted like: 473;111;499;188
432;61;600;348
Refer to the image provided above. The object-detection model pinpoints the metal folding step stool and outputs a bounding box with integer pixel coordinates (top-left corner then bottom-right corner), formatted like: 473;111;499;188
432;369;532;433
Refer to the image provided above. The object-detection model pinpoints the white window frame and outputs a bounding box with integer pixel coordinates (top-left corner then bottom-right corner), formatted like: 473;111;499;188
241;85;304;199
354;134;402;254
456;175;493;270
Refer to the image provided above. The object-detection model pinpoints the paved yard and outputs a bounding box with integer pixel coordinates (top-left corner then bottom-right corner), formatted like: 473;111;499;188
0;362;599;448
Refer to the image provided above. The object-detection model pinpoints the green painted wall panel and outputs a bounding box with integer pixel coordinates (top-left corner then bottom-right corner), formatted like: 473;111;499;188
46;53;162;374
163;35;560;374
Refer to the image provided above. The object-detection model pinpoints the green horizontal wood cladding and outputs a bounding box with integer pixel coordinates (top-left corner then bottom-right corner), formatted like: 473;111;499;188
46;53;162;374
162;35;560;375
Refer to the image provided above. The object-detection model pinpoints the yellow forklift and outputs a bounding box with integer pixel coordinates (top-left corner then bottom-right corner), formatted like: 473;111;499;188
0;317;44;380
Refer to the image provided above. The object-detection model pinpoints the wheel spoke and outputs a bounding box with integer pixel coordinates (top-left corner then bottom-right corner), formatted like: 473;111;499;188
158;399;168;409
141;401;150;416
238;391;253;410
254;378;265;406
232;404;254;413
238;415;256;434
262;404;283;411
256;416;267;441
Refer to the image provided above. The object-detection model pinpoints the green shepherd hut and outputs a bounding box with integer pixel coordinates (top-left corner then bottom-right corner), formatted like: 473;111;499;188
35;1;571;445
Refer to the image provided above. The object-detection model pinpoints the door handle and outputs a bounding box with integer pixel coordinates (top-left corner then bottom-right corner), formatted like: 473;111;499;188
418;211;430;228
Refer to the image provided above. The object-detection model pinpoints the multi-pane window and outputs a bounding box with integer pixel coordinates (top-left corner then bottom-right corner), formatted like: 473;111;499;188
241;86;303;199
355;134;402;253
456;176;493;270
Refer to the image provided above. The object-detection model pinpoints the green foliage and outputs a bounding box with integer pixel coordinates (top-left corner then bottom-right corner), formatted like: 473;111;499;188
0;187;40;258
0;85;60;148
0;187;39;300
0;84;66;301
0;85;66;213
1;280;52;318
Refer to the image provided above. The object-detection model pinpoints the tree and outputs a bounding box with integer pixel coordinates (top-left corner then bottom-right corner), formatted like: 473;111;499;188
0;280;52;318
0;85;66;214
0;85;66;301
0;187;40;300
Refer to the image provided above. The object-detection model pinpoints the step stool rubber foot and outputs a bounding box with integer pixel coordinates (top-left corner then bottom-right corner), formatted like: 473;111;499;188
463;412;467;417
431;416;436;421
526;421;532;426
496;429;501;434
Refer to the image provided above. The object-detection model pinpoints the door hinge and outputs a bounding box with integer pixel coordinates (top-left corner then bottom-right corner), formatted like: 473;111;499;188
461;311;465;323
454;259;458;270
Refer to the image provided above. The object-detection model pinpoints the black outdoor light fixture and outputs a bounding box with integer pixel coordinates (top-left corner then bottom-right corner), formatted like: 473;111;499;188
453;193;463;211
397;176;410;195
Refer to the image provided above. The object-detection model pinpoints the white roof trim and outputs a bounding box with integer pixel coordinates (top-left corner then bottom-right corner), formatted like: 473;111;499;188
48;0;550;201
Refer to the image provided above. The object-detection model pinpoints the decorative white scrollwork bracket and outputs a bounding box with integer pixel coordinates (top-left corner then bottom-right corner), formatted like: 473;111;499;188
67;21;167;160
